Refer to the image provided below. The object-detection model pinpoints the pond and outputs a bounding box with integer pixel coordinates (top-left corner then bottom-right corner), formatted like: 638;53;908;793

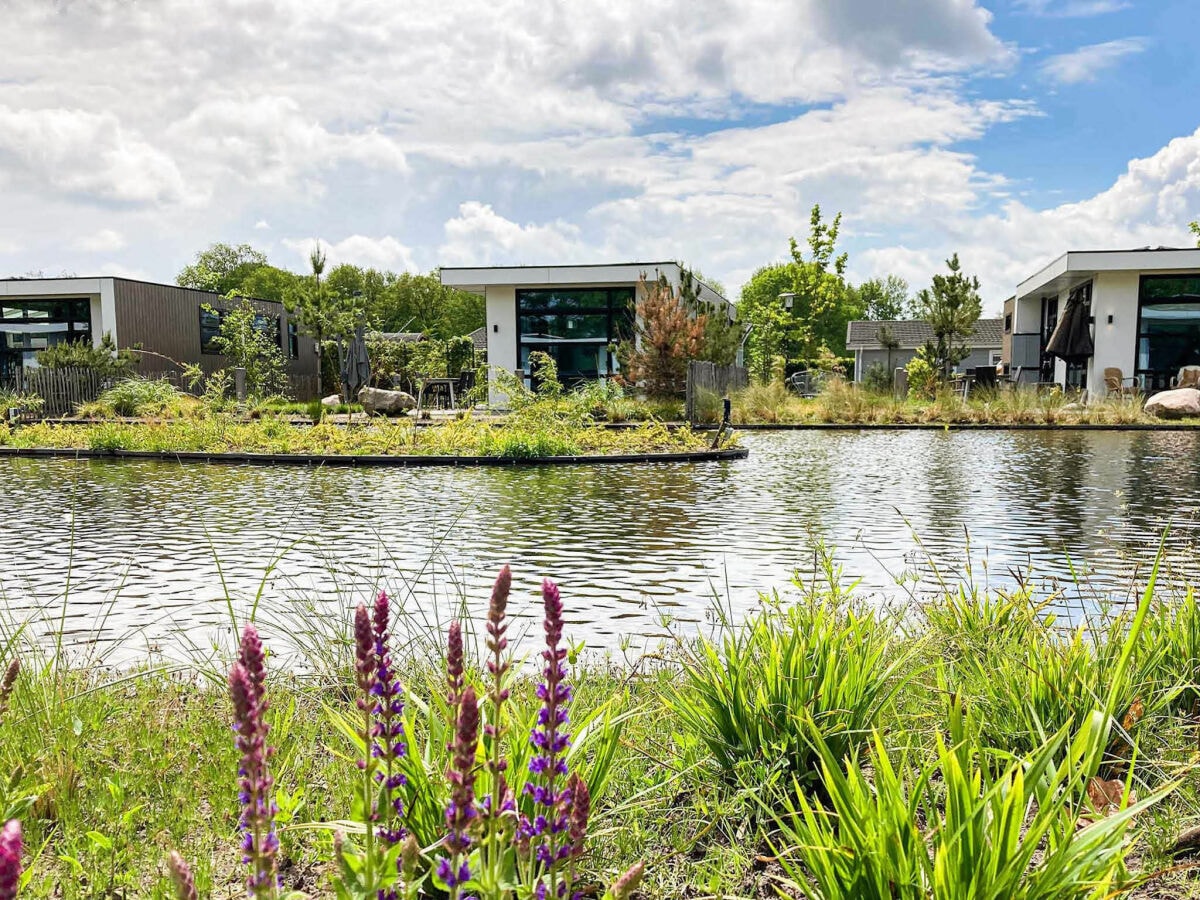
2;429;1199;663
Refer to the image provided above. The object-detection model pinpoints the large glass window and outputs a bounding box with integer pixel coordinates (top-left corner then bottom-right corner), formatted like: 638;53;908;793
516;287;634;386
0;299;91;379
201;308;282;355
1136;275;1200;391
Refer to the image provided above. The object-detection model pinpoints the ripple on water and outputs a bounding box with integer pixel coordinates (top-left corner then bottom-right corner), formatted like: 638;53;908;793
3;430;1200;660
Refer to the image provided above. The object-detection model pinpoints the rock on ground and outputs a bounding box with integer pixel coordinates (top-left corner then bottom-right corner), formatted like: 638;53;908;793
1145;388;1200;419
358;386;416;415
320;394;342;408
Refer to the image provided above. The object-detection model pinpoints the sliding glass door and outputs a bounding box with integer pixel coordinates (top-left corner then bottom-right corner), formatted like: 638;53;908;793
516;287;634;387
1136;275;1200;391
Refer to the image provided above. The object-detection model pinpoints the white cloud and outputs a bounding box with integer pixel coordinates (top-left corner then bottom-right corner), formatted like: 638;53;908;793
438;203;587;266
1041;38;1148;84
0;106;191;205
282;235;419;273
254;220;271;230
74;229;126;253
860;126;1200;308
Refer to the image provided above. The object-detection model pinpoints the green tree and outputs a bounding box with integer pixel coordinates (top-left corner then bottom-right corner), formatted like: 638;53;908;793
1191;220;1199;246
366;271;484;340
785;205;862;359
856;275;910;320
285;245;359;398
176;243;269;294
738;263;796;382
679;269;739;365
738;205;863;380
237;264;303;304
912;253;983;379
204;298;287;398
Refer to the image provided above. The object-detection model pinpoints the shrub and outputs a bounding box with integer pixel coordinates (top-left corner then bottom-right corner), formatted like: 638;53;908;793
35;333;136;379
672;594;909;793
861;361;892;393
905;353;938;399
84;377;184;418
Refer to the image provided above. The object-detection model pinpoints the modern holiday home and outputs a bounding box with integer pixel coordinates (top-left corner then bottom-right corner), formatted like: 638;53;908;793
438;262;732;398
1003;248;1200;397
845;319;1003;383
0;276;318;388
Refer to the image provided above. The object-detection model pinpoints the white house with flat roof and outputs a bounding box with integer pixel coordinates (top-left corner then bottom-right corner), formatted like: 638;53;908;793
1003;248;1200;398
439;262;732;401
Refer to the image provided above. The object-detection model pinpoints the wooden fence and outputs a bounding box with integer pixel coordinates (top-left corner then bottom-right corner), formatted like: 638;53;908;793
685;361;748;423
1;367;107;418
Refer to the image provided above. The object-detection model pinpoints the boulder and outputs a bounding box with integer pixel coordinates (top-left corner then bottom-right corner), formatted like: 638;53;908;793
1145;387;1200;419
320;394;342;408
358;386;416;415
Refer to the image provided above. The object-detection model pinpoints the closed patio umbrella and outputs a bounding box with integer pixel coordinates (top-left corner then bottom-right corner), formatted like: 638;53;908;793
1045;296;1094;360
340;323;371;400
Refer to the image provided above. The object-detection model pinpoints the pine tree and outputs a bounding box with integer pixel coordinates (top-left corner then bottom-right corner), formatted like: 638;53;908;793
619;274;706;398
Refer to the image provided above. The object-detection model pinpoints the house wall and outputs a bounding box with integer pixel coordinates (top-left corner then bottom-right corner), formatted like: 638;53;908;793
853;346;1000;383
1087;271;1140;397
112;279;317;378
1001;298;1014;364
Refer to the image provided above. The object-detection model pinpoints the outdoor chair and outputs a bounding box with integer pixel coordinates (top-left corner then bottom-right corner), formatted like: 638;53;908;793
1104;367;1139;398
1172;366;1200;389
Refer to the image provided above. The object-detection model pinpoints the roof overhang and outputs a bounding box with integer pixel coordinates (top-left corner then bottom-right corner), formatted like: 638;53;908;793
1016;249;1200;302
0;277;111;297
439;261;733;315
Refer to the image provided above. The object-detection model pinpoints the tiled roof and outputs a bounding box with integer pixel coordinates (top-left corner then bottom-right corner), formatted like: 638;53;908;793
371;331;426;343
468;326;488;351
846;318;1003;350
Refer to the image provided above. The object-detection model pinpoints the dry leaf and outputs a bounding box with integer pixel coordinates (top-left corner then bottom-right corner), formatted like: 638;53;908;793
1085;776;1135;819
1122;698;1145;732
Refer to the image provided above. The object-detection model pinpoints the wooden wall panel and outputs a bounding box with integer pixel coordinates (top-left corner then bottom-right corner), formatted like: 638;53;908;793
112;279;318;378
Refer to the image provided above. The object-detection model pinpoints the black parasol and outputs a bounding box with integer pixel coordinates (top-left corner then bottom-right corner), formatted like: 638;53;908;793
1045;296;1094;360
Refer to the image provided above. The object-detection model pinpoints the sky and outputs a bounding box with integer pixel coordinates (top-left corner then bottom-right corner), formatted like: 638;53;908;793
1;0;1198;312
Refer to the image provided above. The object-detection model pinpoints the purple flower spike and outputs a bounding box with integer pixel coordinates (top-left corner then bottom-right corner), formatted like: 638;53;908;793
0;658;19;715
447;620;464;711
524;578;575;898
353;603;374;700
168;850;199;900
370;591;406;847
230;625;279;899
0;820;21;900
441;685;479;899
566;773;590;859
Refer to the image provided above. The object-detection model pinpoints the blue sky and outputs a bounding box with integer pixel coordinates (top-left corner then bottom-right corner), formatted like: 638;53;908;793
0;0;1197;311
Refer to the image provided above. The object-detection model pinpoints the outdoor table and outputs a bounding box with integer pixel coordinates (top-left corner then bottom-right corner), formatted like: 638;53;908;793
417;377;457;410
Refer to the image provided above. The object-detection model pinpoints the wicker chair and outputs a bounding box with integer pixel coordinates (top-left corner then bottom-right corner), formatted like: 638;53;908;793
1104;367;1139;397
1172;366;1200;389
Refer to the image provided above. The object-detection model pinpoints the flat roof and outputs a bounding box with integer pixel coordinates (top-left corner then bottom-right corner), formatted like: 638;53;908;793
439;261;731;307
1017;247;1200;300
0;275;279;305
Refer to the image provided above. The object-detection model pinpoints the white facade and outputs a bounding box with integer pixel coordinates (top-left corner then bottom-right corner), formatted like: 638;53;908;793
1010;249;1200;397
0;277;116;349
440;262;732;403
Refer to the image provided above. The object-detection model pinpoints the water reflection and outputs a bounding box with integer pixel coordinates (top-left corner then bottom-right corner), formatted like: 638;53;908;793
1;430;1199;661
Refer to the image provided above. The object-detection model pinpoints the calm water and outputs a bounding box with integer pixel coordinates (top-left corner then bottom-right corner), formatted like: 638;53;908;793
1;430;1198;662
